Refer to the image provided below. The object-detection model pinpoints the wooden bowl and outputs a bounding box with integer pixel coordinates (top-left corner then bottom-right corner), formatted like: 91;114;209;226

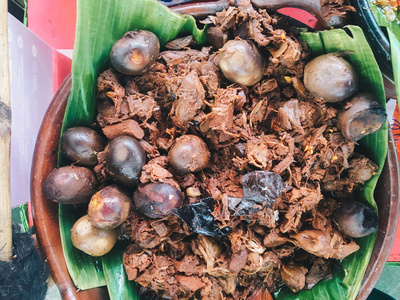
31;78;400;300
31;4;400;300
31;75;108;300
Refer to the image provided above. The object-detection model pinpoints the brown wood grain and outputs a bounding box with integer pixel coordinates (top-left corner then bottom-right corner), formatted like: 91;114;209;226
31;75;108;299
357;133;400;299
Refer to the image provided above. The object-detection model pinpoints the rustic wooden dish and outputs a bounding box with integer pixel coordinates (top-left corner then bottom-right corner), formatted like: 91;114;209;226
31;75;108;300
31;77;400;300
31;3;400;300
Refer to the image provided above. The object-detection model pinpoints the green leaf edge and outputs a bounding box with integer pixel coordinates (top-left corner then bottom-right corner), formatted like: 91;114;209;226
60;0;207;138
368;0;400;38
275;25;387;300
58;0;207;297
102;241;140;300
58;0;389;297
59;204;106;290
367;0;400;105
388;29;400;105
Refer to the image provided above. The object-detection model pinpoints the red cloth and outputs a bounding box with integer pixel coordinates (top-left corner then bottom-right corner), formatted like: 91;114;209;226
27;0;74;92
52;51;72;93
389;105;400;261
27;0;76;49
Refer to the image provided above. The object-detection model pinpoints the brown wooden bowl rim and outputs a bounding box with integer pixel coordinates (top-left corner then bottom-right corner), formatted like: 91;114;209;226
31;75;400;300
31;4;400;299
31;75;109;300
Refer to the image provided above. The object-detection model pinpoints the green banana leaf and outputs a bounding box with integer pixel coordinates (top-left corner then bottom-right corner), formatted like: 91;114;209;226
59;205;106;290
275;25;387;300
102;242;140;300
59;0;206;296
60;0;207;136
58;0;388;298
368;0;400;38
388;29;400;103
368;0;400;102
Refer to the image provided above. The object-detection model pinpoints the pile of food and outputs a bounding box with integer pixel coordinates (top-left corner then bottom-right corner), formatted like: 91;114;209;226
43;0;387;299
372;0;399;22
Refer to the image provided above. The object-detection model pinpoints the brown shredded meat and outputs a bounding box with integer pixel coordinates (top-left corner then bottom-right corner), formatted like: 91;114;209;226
89;1;378;299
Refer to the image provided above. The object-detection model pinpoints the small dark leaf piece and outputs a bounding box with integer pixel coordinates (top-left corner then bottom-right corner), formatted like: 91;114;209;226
229;171;286;216
242;171;286;203
227;196;264;216
305;258;332;289
138;286;164;300
174;198;230;237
